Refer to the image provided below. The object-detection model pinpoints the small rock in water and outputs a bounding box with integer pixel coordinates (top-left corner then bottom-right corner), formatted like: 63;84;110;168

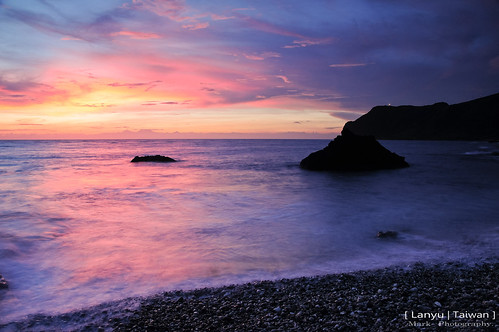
131;155;176;163
0;274;7;289
377;231;398;239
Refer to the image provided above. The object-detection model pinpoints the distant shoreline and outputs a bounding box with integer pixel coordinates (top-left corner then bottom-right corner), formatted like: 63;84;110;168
2;258;497;331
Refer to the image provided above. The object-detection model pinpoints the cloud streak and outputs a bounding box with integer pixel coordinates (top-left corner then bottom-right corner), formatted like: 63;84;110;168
329;63;373;68
111;30;161;39
107;80;162;90
284;38;334;49
126;0;186;21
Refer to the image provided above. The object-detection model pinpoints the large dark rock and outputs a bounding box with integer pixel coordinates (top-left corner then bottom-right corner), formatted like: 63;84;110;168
131;155;176;163
300;128;409;171
344;92;499;140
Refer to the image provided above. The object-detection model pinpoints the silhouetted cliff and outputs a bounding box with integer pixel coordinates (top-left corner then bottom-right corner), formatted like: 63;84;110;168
343;93;499;140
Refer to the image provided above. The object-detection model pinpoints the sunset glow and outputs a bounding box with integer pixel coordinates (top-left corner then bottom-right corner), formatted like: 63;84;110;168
1;0;498;139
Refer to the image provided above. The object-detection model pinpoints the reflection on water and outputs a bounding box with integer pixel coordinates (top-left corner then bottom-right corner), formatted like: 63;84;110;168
0;139;498;323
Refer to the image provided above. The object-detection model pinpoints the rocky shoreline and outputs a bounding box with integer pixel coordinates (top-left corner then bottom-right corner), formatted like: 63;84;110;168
1;260;498;331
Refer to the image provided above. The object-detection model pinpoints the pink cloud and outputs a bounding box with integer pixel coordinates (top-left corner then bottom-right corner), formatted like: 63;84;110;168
2;38;338;113
244;54;265;61
107;80;162;90
211;14;235;21
243;52;281;61
283;38;334;49
182;22;209;30
138;100;186;106
61;36;82;41
111;30;161;40
76;103;115;108
126;0;212;32
66;52;249;107
237;14;305;39
0;76;68;106
276;75;291;84
16;118;46;126
127;0;186;21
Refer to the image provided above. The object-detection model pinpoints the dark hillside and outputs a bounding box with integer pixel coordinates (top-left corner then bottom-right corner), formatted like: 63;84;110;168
344;93;499;140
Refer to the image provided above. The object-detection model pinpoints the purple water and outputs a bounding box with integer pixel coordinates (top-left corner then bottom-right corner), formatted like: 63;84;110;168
0;139;498;324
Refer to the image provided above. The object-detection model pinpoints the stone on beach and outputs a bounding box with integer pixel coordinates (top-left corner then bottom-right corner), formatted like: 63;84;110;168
300;128;409;171
131;155;176;163
2;261;498;331
116;261;499;331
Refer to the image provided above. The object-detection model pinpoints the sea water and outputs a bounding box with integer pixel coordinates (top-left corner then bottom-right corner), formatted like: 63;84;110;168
0;139;498;323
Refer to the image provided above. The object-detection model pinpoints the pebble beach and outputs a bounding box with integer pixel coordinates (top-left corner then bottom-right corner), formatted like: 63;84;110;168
1;259;497;331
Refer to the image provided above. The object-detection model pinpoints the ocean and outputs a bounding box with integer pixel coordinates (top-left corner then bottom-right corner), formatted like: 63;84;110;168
0;139;498;324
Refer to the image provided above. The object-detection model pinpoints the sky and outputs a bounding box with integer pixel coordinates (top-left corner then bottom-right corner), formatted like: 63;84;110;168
1;0;498;139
